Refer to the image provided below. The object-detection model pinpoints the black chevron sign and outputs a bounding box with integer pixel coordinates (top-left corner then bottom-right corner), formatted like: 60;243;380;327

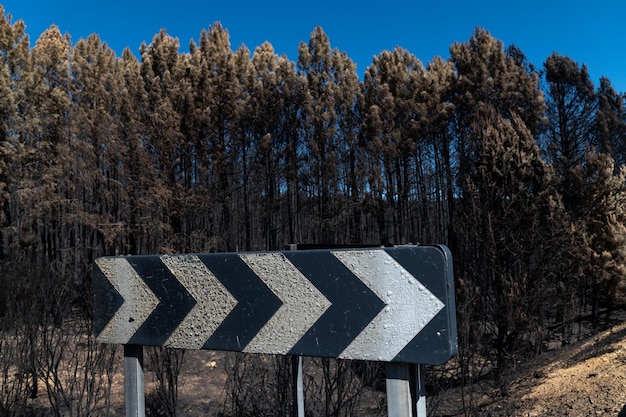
93;245;457;364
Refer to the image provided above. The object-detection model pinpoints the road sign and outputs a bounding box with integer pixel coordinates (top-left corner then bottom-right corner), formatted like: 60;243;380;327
93;245;457;364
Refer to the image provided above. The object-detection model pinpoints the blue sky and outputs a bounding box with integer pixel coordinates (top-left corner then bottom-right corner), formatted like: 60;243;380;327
3;0;626;92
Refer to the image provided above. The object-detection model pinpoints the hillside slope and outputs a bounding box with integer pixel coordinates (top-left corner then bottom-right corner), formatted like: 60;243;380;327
432;321;626;416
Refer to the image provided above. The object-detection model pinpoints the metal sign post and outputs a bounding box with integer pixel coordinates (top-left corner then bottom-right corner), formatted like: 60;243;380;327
386;362;412;417
291;356;305;417
414;364;427;416
385;363;427;417
123;344;145;417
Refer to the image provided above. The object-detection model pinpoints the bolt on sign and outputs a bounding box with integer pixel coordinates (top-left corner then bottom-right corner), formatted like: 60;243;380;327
93;245;457;365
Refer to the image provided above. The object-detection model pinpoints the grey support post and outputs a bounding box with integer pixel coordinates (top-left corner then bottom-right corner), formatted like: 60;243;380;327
386;363;428;417
124;344;145;417
414;364;427;416
291;355;305;417
386;363;413;417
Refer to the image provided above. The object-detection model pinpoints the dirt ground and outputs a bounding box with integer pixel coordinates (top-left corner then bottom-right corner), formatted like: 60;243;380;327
66;321;626;416
432;321;626;417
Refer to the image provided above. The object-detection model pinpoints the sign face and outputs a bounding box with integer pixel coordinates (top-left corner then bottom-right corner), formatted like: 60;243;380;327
93;245;457;364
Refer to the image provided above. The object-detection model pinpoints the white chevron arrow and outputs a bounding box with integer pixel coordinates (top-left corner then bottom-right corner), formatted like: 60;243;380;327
239;253;331;355
95;257;159;344
332;250;445;361
161;255;238;349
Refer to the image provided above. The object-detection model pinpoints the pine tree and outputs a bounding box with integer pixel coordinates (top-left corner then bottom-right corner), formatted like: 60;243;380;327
16;25;72;267
69;34;126;262
140;29;184;252
297;26;355;243
596;77;626;167
229;44;254;251
0;7;28;259
363;46;428;244
248;42;304;249
569;150;626;328
194;22;250;251
424;56;456;244
456;106;565;384
450;29;546;197
450;28;545;135
543;52;597;197
117;48;166;255
331;49;364;244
